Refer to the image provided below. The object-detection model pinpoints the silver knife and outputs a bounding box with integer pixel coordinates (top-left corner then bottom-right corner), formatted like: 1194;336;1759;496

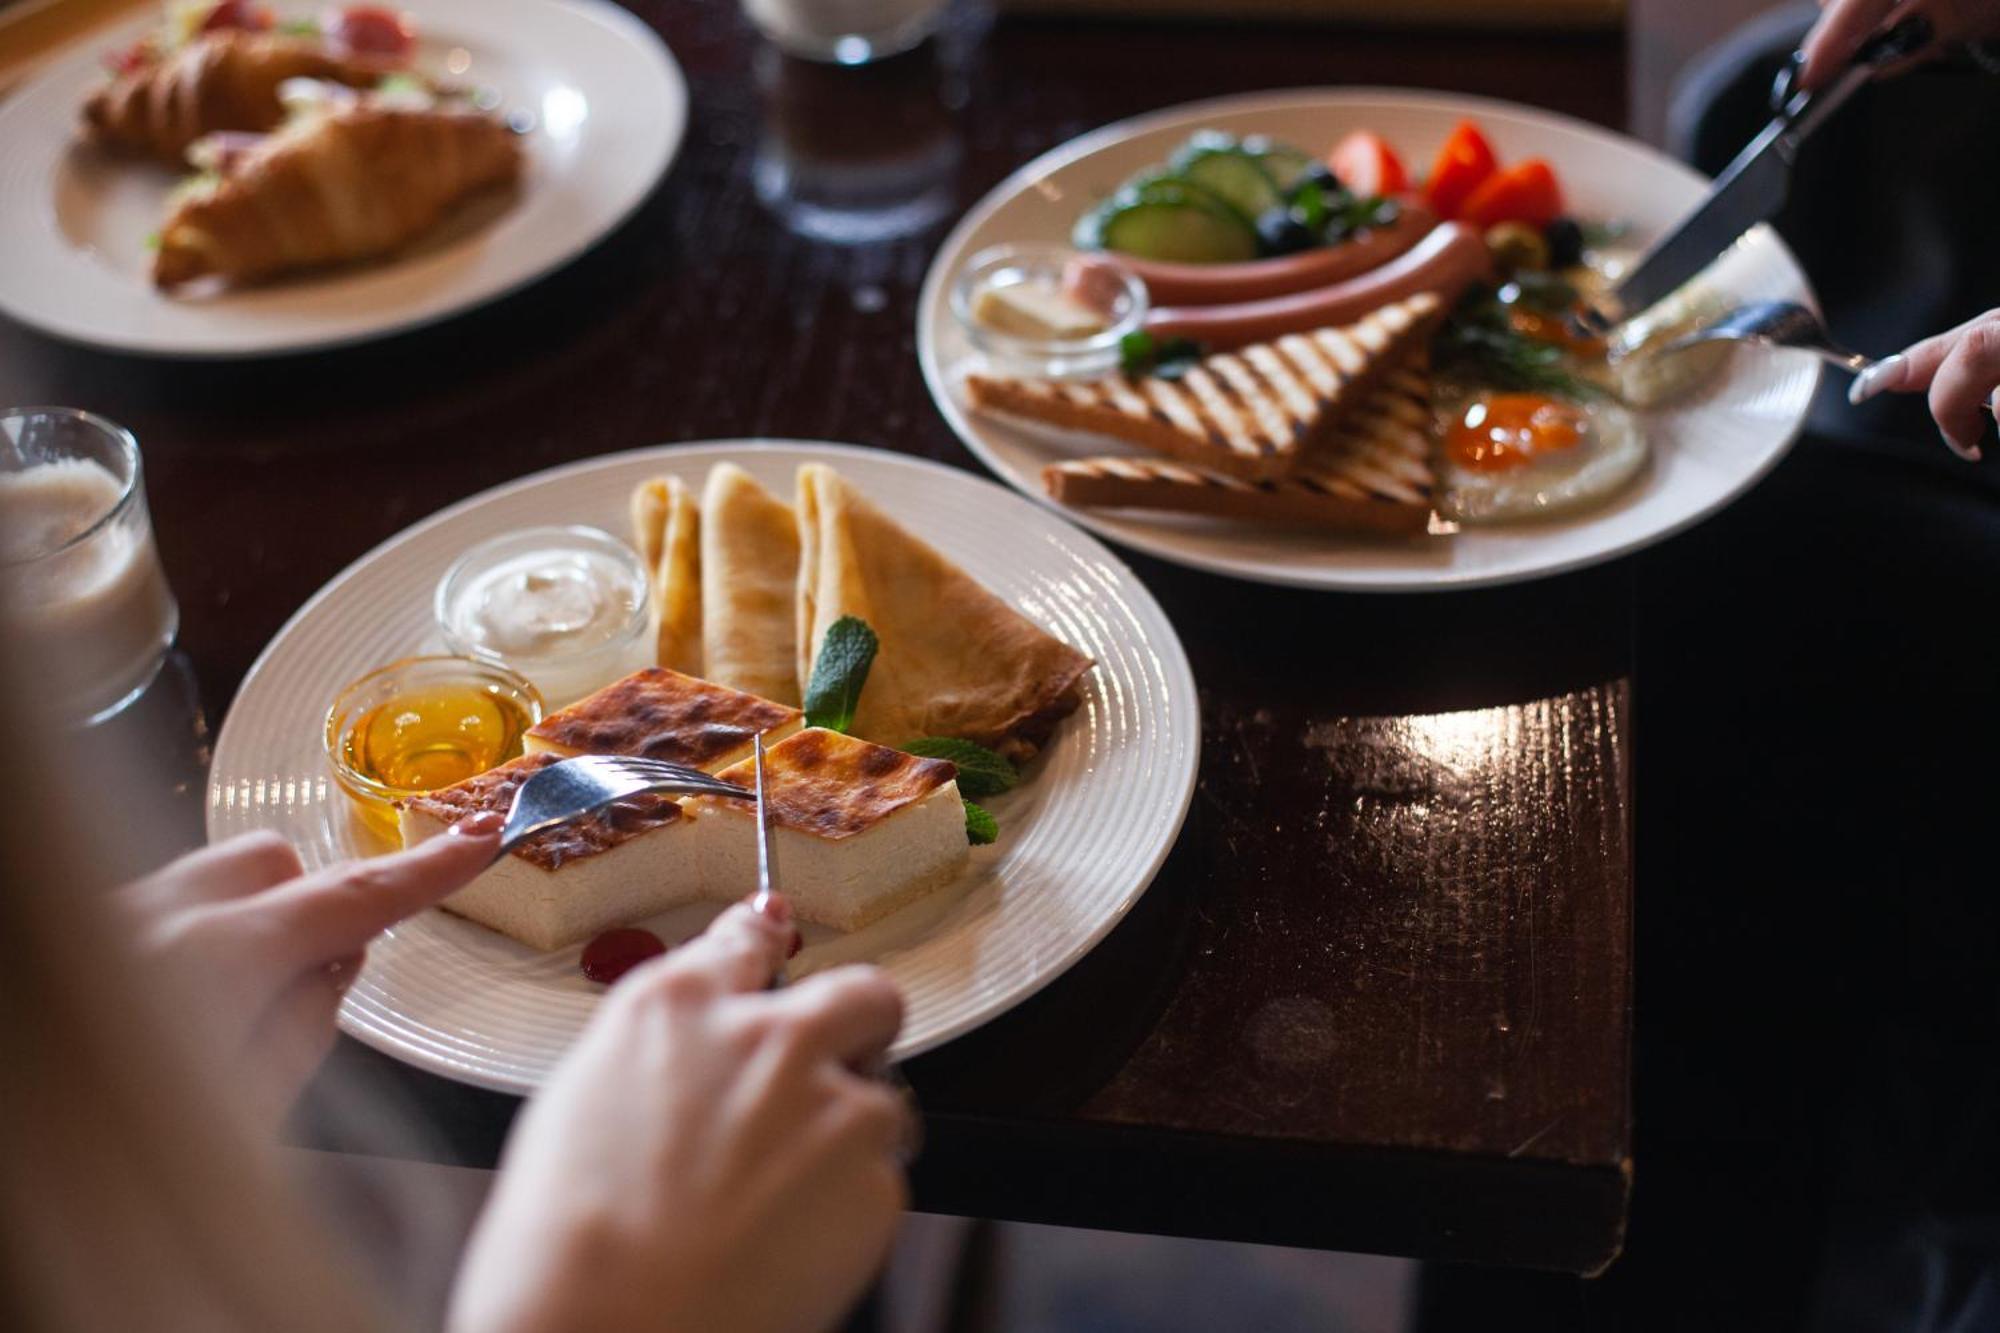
751;732;779;915
1583;16;1934;331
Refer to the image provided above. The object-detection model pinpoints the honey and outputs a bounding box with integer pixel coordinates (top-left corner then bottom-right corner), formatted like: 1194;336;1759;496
325;656;543;841
339;684;536;792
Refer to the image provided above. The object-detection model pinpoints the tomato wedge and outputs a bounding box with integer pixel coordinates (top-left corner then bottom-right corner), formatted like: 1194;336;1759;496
201;0;275;33
1423;120;1498;221
326;5;415;58
1461;157;1564;229
1329;130;1408;197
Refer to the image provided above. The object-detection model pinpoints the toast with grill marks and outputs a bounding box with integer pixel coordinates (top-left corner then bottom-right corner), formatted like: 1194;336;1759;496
965;294;1441;482
1041;367;1436;534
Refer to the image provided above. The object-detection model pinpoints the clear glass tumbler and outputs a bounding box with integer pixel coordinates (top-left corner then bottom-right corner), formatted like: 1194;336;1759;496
741;0;948;64
0;408;179;725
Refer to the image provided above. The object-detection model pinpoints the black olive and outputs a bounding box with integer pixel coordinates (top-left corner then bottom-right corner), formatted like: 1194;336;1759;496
1544;216;1585;269
1256;207;1317;256
1289;162;1341;199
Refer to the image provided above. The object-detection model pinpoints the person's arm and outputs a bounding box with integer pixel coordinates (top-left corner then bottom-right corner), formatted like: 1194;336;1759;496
450;898;913;1333
1849;310;2000;460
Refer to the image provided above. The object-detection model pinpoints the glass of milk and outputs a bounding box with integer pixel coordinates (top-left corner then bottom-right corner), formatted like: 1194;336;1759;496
0;408;179;725
741;0;948;64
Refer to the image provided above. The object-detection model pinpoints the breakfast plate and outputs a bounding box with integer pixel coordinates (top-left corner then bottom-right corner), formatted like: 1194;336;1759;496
917;88;1821;591
206;441;1199;1093
0;0;685;358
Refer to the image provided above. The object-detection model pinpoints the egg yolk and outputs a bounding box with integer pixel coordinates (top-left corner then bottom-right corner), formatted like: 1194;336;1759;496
1447;394;1588;472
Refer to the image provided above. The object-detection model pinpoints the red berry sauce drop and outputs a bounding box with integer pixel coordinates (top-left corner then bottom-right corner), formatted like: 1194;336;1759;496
581;927;667;985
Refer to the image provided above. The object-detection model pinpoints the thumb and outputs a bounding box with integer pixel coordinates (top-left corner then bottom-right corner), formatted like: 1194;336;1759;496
237;813;503;970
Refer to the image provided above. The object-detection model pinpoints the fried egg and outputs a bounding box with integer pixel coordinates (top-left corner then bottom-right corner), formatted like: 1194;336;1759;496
1438;392;1647;524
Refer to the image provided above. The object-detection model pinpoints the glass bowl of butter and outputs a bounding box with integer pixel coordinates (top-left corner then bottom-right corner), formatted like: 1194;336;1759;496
950;243;1147;379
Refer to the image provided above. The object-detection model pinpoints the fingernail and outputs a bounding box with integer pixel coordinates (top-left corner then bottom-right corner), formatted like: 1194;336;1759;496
449;811;504;837
747;891;791;925
1849;354;1903;404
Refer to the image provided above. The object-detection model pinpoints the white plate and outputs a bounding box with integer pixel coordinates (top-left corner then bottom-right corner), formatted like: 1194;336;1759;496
917;88;1822;591
0;0;685;358
205;441;1199;1094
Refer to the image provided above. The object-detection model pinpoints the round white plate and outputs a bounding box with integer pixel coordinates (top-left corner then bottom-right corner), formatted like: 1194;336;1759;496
917;88;1822;591
0;0;685;358
206;441;1199;1094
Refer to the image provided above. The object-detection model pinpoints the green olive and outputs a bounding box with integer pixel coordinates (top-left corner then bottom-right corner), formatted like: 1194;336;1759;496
1485;222;1551;275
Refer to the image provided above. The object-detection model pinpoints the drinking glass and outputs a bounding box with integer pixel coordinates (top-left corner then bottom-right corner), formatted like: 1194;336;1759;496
0;408;179;725
741;0;949;64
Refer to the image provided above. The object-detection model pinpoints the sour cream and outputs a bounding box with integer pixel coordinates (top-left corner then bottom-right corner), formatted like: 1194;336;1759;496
437;527;650;706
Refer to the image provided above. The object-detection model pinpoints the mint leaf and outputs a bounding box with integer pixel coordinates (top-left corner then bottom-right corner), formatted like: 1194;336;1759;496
803;616;878;733
904;737;1018;798
277;17;321;36
963;800;998;845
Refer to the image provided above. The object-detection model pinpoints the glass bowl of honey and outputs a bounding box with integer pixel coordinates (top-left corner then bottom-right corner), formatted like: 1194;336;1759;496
324;655;543;840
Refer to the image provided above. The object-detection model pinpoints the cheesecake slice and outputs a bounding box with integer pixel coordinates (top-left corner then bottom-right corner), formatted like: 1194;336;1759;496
691;728;971;932
523;667;803;772
399;752;699;952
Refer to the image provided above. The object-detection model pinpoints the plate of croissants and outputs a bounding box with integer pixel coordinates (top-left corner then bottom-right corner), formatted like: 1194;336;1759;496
0;0;686;357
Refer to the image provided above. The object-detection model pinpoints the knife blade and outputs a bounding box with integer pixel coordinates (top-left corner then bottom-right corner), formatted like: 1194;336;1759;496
1585;15;1934;330
752;731;779;912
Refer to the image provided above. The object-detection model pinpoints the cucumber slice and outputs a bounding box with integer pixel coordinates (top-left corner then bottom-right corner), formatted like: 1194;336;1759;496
1167;144;1282;222
1241;136;1316;192
1077;180;1259;263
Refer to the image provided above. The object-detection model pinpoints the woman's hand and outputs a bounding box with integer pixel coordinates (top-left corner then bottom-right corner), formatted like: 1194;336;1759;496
1799;0;2000;90
451;899;911;1333
117;813;503;1124
1849;308;2000;460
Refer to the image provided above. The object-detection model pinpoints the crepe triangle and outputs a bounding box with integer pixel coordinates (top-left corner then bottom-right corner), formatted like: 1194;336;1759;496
701;463;800;706
795;462;1092;756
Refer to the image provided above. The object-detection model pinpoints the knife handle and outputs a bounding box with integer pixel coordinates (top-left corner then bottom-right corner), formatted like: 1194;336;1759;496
1771;14;1937;110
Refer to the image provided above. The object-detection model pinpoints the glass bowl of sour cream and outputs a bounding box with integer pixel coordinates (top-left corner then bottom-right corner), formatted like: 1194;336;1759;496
436;526;652;707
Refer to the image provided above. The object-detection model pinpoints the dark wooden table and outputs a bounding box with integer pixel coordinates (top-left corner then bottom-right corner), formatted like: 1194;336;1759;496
0;3;1635;1274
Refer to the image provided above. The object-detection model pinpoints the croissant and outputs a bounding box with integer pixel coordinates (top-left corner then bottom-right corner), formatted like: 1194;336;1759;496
153;105;523;290
82;31;396;164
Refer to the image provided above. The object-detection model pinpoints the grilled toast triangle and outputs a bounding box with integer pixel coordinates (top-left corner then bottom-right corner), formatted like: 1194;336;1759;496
1042;365;1437;533
965;292;1442;481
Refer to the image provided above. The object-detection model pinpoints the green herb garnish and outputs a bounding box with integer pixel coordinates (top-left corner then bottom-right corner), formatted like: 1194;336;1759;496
963;801;999;845
802;616;878;733
903;737;1018;798
276;17;321;36
1293;180;1328;232
375;72;427;97
1324;193;1399;243
1434;286;1604;400
144;231;161;251
1119;329;1204;379
1578;219;1631;248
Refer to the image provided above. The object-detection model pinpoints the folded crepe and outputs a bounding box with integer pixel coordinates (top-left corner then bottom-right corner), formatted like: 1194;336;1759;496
630;476;702;675
701;463;801;706
795;463;1093;757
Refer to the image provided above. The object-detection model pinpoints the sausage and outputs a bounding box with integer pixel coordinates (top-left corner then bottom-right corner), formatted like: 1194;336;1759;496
1069;204;1438;308
1141;222;1493;350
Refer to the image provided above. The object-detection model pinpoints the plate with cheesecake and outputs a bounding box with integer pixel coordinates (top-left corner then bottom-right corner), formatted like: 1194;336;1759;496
207;441;1197;1092
916;88;1818;591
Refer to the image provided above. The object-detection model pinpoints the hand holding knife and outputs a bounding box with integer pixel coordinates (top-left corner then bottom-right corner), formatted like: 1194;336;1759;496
1581;15;1938;333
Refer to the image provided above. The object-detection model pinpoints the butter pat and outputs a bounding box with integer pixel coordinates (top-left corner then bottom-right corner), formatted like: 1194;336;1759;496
974;281;1107;341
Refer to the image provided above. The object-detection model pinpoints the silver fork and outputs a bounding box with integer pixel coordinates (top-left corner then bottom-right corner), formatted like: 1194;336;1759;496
496;754;748;860
1656;300;1874;375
